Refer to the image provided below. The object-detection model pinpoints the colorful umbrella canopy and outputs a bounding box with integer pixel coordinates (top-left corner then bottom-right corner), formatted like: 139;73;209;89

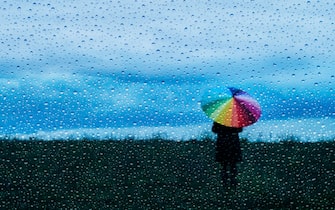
201;87;261;128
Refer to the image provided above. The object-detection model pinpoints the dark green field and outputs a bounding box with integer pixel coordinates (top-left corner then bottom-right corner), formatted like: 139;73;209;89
0;138;334;209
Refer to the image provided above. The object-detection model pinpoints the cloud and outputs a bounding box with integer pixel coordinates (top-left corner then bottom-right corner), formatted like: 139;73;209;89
1;0;335;138
0;70;209;133
5;118;335;142
2;0;335;72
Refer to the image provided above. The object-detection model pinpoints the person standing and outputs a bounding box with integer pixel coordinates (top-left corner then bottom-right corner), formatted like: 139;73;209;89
212;122;243;188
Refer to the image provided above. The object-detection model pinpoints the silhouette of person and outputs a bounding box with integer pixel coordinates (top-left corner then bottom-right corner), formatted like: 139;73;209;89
212;122;243;188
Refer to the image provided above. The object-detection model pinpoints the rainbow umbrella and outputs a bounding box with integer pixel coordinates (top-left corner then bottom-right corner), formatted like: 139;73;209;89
201;87;261;128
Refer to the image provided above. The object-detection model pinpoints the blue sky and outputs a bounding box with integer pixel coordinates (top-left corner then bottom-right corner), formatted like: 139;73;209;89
0;0;334;139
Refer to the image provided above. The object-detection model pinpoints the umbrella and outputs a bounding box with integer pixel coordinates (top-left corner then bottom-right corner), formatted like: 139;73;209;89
201;87;261;128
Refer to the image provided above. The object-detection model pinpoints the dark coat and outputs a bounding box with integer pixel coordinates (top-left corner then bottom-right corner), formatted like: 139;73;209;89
212;122;243;164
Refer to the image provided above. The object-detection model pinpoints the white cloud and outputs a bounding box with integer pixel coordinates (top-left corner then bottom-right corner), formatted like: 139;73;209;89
4;118;334;142
243;117;335;142
1;0;334;70
0;78;20;88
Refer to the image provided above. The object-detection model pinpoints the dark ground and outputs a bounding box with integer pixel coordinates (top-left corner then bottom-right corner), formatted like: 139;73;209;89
0;138;334;209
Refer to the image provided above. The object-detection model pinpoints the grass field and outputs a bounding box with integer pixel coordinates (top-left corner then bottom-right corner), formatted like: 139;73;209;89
0;138;334;209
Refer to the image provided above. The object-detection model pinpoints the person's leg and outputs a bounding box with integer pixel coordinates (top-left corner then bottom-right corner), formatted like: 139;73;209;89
220;162;228;184
230;162;238;187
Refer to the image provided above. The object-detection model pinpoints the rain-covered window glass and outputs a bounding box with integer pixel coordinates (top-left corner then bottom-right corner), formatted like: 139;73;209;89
0;1;334;209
